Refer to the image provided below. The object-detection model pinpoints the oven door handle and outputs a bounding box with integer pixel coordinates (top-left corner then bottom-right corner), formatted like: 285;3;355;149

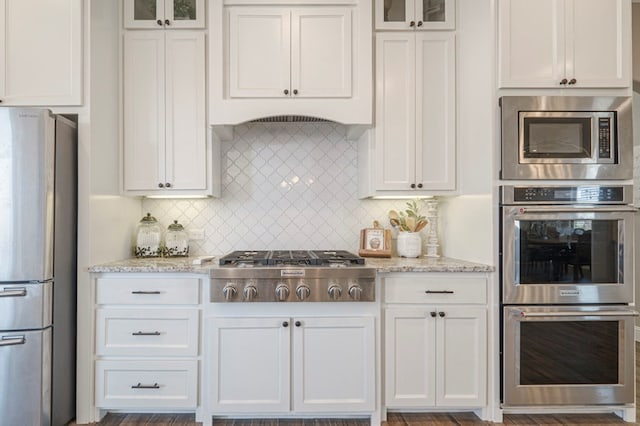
516;310;639;318
514;206;638;215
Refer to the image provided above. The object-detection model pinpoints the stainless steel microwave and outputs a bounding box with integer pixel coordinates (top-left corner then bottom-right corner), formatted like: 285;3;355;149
500;96;633;180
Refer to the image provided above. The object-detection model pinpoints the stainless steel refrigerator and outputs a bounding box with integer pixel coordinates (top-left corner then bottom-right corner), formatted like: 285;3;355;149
0;109;77;426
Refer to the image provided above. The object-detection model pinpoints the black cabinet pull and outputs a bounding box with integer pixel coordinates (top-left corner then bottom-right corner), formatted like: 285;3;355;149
439;311;446;318
568;78;577;85
295;321;301;327
165;182;172;188
430;311;437;317
409;21;415;27
157;19;163;26
410;183;416;189
131;290;161;295
158;183;164;188
282;321;289;327
417;183;423;188
164;19;171;26
293;89;298;95
132;331;161;336
417;21;423;27
284;89;289;95
559;78;568;85
132;382;160;389
425;290;454;294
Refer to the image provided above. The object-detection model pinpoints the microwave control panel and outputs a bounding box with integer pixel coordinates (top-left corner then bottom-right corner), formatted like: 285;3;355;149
502;185;631;205
598;117;611;159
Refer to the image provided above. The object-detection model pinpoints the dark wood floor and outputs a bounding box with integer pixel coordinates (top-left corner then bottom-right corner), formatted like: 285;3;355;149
71;344;640;426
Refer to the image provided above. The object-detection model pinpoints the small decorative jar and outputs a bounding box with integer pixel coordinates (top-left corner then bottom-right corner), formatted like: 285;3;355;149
397;232;422;258
135;213;162;258
164;220;190;257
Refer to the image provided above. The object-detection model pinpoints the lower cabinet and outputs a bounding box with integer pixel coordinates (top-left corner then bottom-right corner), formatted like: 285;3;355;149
208;316;375;414
93;274;202;411
382;274;488;410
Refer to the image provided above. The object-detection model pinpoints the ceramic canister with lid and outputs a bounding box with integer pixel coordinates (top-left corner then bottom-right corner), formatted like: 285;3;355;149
135;213;163;257
164;220;190;257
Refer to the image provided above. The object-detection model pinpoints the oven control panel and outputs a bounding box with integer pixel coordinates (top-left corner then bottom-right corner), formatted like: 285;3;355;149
501;185;631;205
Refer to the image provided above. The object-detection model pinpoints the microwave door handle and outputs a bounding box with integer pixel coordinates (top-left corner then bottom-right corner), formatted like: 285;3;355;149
515;206;638;215
516;310;639;318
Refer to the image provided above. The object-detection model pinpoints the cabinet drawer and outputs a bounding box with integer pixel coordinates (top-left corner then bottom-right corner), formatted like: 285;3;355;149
96;277;200;305
383;276;486;304
95;360;197;409
96;309;199;356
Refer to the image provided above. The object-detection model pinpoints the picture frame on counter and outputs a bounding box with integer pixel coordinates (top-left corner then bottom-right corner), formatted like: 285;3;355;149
359;224;391;258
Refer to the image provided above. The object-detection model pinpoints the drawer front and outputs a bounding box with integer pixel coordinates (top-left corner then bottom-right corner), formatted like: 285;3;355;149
96;277;200;305
0;282;51;330
383;276;487;304
96;309;199;356
95;360;197;409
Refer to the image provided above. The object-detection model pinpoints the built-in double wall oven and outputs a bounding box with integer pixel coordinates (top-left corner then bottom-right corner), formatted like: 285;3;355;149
500;184;637;408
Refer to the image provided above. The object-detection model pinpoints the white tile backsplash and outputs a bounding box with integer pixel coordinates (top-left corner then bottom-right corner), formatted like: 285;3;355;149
142;122;406;255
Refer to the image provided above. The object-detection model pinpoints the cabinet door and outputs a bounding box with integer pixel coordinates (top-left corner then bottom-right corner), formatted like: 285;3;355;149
124;0;205;29
164;31;207;190
415;32;455;191
209;317;290;413
376;0;412;30
374;33;417;191
0;0;82;105
567;0;629;88
228;7;291;98
435;306;486;407
384;308;436;407
292;317;375;412
498;0;566;88
415;0;455;30
291;8;352;98
123;31;166;191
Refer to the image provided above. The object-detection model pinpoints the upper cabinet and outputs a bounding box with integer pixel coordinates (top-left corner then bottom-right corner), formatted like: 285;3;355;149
375;0;455;31
499;0;631;89
124;0;205;29
0;0;82;106
209;0;372;131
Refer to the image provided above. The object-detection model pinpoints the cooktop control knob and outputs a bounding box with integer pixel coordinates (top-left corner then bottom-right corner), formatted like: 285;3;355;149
296;283;311;301
222;282;237;301
348;282;363;301
275;283;290;301
243;282;258;301
328;282;342;300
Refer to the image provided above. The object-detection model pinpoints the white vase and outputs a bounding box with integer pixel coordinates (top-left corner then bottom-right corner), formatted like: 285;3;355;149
397;232;421;258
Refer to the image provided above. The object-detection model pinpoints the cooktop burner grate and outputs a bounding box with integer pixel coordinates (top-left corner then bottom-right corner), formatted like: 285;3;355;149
218;250;365;267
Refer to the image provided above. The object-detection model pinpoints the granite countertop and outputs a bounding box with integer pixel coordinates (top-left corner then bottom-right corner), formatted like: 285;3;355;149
88;256;494;274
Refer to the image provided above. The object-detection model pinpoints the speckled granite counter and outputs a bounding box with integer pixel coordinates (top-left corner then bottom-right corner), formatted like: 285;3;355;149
88;256;494;274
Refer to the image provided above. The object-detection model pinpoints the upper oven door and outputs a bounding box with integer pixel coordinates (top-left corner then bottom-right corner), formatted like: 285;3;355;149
500;96;633;180
501;205;635;304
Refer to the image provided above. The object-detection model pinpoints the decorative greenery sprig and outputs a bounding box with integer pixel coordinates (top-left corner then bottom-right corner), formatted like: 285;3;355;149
389;201;428;233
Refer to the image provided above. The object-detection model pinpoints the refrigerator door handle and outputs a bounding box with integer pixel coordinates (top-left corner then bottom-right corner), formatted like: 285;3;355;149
0;336;26;346
0;287;27;297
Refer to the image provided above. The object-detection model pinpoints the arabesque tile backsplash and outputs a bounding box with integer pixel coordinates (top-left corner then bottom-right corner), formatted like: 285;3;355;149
143;122;415;255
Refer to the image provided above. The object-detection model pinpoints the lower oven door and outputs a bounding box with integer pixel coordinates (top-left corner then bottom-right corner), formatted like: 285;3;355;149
503;305;637;407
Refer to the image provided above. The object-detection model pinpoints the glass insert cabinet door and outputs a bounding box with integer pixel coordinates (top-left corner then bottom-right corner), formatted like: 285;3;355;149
375;0;455;30
124;0;205;29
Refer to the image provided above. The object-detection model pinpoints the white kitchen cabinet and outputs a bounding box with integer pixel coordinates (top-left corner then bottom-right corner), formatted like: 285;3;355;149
209;0;372;130
360;32;455;197
124;0;205;29
209;316;375;414
383;274;487;409
93;274;203;412
498;0;630;88
228;7;351;99
0;0;82;105
123;30;217;196
375;0;455;31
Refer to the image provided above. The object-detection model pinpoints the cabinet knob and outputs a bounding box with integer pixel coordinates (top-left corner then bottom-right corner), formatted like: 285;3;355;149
430;311;437;317
293;89;299;95
282;321;289;327
295;321;302;327
158;183;164;188
409;21;416;27
559;78;568;85
417;21;423;27
410;183;416;189
164;19;171;26
568;78;577;85
165;182;172;188
439;311;445;318
284;89;289;95
417;183;423;189
157;19;163;26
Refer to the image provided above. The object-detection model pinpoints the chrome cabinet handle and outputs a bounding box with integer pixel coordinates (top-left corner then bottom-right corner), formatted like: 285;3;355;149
131;382;160;389
425;290;454;294
132;331;161;336
0;287;27;297
0;336;26;346
131;290;161;295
